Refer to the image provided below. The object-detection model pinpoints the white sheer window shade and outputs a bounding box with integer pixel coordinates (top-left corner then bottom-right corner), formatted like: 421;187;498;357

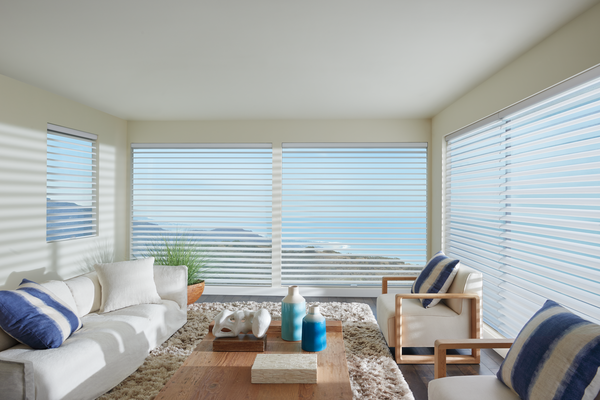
46;124;97;242
130;144;273;286
445;67;600;338
282;143;428;287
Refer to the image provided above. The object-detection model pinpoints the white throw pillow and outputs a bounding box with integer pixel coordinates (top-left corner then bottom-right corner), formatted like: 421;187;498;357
94;258;162;313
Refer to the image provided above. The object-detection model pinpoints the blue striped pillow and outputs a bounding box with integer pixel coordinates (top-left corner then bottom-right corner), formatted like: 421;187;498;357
497;300;600;400
411;251;460;308
0;279;82;349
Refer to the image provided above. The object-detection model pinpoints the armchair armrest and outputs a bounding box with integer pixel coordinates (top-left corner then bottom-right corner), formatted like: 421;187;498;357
433;338;514;379
381;276;418;294
392;293;483;364
0;357;35;400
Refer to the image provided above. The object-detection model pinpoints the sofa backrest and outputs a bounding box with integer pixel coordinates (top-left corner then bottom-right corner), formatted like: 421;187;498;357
444;264;483;315
64;272;102;317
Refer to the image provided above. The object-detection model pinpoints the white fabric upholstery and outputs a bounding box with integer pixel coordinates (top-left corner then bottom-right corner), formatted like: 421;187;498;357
377;295;471;347
376;265;482;348
64;274;99;317
153;265;188;310
1;300;185;400
0;264;188;400
95;258;162;313
0;330;18;352
0;356;34;400
444;265;483;315
428;376;519;400
39;280;78;313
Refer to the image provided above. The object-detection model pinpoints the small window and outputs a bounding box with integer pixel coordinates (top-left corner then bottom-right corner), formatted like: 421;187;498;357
46;124;98;242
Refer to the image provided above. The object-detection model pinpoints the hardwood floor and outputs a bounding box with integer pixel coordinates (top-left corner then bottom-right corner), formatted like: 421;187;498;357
196;295;504;400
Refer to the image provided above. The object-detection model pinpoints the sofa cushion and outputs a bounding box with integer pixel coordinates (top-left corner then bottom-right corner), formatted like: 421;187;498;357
0;299;186;400
0;279;82;349
95;258;162;313
39;280;78;312
411;251;460;308
64;274;101;317
497;300;600;400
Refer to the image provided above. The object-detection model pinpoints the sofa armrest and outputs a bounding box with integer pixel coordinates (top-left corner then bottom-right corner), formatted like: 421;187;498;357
381;276;418;294
153;265;188;310
0;357;35;400
433;338;514;379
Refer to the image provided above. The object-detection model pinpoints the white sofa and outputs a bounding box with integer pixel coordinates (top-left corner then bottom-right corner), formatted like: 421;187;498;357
0;265;188;400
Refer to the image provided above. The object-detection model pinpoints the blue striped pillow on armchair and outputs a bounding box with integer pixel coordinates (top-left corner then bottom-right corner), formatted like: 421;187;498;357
497;300;600;400
411;251;460;308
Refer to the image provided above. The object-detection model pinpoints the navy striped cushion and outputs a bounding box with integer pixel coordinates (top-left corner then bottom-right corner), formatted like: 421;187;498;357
0;279;82;349
411;251;460;308
497;300;600;400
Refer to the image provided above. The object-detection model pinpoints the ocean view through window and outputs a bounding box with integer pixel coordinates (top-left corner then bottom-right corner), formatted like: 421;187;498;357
131;144;273;286
46;124;97;242
131;142;427;289
281;143;428;287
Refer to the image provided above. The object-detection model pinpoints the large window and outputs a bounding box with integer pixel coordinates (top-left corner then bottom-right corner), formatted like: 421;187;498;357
445;69;600;338
281;143;428;287
46;124;97;242
131;144;273;286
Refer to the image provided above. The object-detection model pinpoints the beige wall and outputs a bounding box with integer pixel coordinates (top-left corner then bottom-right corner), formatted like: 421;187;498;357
128;119;432;261
0;73;128;289
430;2;600;252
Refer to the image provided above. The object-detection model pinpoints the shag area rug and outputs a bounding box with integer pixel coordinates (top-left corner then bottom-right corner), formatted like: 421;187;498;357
99;301;414;400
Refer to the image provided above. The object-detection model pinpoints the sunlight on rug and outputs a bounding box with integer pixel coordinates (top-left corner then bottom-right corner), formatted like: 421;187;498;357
99;301;414;400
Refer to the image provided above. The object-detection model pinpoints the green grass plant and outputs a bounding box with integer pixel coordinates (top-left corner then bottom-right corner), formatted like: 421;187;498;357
144;233;211;286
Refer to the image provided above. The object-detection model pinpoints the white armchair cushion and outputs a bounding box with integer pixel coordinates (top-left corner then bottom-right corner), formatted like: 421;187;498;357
377;295;471;347
429;376;519;400
94;258;162;313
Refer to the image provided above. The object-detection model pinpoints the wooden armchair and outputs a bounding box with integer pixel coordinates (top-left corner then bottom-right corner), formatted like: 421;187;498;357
430;338;600;400
376;265;483;364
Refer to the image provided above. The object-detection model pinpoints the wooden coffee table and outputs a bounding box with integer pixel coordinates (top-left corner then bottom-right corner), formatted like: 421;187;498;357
155;320;353;400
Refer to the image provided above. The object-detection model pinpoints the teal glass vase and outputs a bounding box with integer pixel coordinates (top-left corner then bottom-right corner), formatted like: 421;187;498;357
281;286;305;341
301;305;327;352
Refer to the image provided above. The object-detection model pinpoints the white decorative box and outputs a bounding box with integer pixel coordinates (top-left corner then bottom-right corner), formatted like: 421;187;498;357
251;354;318;384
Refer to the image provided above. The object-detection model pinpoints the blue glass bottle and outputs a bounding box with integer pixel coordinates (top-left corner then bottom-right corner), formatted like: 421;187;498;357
301;305;327;352
281;286;305;341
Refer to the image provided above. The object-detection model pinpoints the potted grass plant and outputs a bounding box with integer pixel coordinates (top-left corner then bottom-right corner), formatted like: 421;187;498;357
144;233;212;305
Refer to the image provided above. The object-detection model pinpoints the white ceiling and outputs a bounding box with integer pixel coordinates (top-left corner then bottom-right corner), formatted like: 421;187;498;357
0;0;598;120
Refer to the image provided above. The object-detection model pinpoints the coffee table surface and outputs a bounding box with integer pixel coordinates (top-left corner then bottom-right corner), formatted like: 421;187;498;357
155;320;352;400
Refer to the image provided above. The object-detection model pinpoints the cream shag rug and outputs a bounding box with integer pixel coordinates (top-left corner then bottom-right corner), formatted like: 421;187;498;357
99;301;414;400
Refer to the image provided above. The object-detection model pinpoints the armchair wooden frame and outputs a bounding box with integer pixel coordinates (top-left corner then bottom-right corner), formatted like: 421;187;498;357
433;338;514;378
382;276;482;365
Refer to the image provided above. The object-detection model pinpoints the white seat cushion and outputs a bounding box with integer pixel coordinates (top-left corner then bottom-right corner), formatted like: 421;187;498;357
428;376;519;400
376;294;470;347
0;299;186;400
